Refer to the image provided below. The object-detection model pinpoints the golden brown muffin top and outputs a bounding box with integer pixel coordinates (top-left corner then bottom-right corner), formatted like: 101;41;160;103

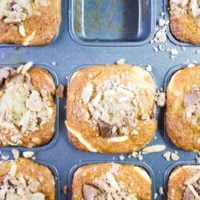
0;158;55;200
78;65;155;140
82;163;138;199
0;0;51;36
170;0;200;26
0;63;54;146
168;165;200;200
73;163;151;200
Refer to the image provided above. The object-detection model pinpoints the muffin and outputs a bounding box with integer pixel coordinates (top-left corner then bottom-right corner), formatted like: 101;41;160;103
72;163;152;200
169;0;200;44
66;64;157;153
168;165;200;200
0;158;55;200
166;65;200;151
0;62;56;147
0;0;61;46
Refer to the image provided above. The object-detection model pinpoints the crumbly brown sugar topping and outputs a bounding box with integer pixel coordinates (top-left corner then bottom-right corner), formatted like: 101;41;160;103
0;0;50;36
0;63;53;145
82;164;137;200
184;86;200;125
81;74;155;138
183;169;200;200
0;161;45;200
171;0;200;26
0;0;50;23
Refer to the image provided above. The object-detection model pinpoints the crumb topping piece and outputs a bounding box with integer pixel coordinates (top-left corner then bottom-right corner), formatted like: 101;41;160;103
81;74;155;138
171;0;200;27
0;162;45;200
82;164;137;200
0;64;53;145
184;86;200;124
183;171;200;200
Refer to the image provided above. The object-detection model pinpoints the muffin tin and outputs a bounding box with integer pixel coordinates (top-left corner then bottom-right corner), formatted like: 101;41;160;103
0;0;200;199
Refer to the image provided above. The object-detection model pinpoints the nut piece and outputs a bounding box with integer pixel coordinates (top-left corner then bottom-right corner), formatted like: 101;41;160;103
19;24;26;37
163;151;180;161
163;151;171;161
12;149;20;160
17;62;33;74
142;145;166;154
171;152;180;161
22;151;35;158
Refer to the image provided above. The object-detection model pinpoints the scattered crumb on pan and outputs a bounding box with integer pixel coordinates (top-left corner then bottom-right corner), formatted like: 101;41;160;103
1;154;9;161
158;186;164;195
163;151;180;161
124;144;166;161
116;58;126;65
22;151;35;159
56;84;64;98
62;185;68;194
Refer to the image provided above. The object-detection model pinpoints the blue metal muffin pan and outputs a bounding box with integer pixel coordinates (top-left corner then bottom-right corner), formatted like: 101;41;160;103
0;0;200;199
